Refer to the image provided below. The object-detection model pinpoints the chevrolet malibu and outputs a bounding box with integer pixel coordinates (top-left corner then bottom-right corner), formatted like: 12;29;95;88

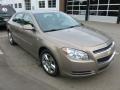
7;11;116;77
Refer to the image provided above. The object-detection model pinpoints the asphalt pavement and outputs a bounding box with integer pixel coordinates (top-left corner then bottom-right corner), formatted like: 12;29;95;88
0;22;120;90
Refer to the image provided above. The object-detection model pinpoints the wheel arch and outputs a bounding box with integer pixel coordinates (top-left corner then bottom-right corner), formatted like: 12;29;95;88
38;46;60;75
39;47;50;56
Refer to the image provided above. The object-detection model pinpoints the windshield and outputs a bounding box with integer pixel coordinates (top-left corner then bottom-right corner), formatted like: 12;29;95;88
34;12;80;32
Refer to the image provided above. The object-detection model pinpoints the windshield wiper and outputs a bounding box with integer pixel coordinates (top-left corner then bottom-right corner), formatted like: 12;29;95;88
44;29;63;32
44;25;80;32
66;25;80;29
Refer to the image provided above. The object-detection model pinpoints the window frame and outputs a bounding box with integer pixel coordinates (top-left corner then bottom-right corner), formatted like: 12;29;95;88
18;3;22;8
25;0;31;10
15;3;17;8
39;0;45;8
12;13;24;24
48;0;56;8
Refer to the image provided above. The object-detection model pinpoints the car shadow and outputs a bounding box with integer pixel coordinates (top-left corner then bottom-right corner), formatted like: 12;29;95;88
0;26;7;31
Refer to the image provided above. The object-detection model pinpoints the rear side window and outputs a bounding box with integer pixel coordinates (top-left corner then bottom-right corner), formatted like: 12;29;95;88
13;13;24;23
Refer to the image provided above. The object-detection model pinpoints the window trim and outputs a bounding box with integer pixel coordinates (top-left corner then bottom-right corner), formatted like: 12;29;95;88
12;13;24;24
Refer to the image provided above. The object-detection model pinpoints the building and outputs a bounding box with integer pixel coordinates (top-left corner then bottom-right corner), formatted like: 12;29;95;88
0;0;120;23
66;0;120;23
0;0;65;12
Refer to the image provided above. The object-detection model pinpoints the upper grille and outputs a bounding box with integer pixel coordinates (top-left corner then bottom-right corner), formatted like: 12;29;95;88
93;43;112;54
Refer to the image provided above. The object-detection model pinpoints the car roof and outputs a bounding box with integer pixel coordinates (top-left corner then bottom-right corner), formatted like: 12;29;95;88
18;10;60;14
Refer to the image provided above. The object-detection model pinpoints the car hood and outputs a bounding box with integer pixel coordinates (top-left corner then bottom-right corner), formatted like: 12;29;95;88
46;26;111;47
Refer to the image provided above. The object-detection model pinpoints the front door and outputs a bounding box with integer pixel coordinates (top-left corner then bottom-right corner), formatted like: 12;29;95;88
21;13;38;57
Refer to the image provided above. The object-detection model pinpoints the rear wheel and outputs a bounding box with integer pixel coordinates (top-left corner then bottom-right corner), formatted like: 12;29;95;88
8;31;16;45
40;50;59;76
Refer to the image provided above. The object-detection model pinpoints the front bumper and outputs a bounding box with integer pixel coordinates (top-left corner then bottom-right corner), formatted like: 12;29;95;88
58;41;116;77
66;51;115;77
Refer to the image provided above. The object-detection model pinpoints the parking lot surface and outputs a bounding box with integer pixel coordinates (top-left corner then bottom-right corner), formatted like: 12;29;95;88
0;22;120;90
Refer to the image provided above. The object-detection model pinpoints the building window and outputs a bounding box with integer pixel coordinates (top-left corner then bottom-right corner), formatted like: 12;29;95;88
109;5;119;10
90;0;98;4
90;11;97;15
48;0;56;8
99;0;108;4
39;1;45;8
98;11;107;16
80;1;87;5
80;6;87;10
99;5;108;10
66;0;120;17
66;10;72;15
108;11;118;16
110;0;120;4
15;3;17;8
19;3;22;8
25;0;31;10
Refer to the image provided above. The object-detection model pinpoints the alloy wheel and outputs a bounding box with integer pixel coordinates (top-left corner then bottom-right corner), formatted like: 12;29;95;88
8;31;16;45
41;53;57;75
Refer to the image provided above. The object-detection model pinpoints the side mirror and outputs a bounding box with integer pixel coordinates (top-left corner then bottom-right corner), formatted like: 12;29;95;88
23;24;35;31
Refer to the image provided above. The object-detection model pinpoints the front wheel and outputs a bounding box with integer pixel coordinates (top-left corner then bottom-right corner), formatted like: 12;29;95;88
8;31;16;45
40;50;59;76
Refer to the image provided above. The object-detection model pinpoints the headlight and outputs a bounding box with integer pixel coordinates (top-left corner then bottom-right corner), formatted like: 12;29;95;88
62;48;89;60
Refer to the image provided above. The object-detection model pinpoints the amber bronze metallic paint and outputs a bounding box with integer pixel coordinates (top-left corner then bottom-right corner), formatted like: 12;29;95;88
7;11;116;77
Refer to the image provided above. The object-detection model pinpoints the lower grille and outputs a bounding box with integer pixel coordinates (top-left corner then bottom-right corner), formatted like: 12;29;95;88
97;54;112;63
72;71;93;75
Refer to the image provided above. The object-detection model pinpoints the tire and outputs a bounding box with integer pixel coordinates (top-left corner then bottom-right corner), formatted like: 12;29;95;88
40;49;59;76
8;31;16;45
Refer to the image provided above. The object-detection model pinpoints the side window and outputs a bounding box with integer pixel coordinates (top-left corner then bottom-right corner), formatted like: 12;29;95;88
23;14;34;26
13;13;23;24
